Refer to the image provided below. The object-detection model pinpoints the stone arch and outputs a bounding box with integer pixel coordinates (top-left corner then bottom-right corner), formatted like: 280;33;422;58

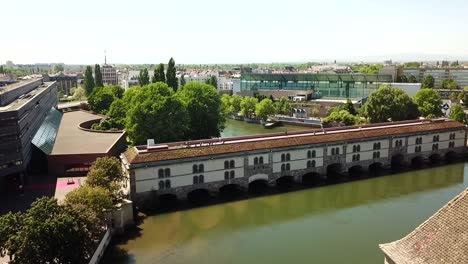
276;175;294;191
301;171;322;186
158;193;178;208
445;151;458;162
219;184;242;200
187;189;211;204
326;163;342;177
411;156;425;168
391;154;405;170
248;174;269;183
428;153;442;164
248;179;269;194
368;162;383;176
348;165;364;177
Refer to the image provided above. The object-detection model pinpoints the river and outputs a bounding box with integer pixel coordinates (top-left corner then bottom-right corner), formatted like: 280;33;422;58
103;120;468;264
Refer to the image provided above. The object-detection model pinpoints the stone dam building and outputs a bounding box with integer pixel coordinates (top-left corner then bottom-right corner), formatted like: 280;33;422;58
121;119;467;204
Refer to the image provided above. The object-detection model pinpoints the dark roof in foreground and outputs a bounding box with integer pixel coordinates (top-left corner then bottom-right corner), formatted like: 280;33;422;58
380;188;468;264
123;119;464;165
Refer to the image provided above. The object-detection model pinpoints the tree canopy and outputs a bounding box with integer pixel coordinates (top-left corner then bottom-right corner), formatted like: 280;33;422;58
94;64;103;88
138;68;150;86
255;98;275;121
177;82;225;139
421;75;435;89
275;96;291;115
240;96;258;118
53;64;64;73
440;79;458;90
166;57;178;91
86;156;126;202
205;76;218;89
449;104;465;123
64;185;113;221
413;88;443;118
83;66;95;96
323;110;359;126
88;87;116;114
363;85;419;123
153;63;165;83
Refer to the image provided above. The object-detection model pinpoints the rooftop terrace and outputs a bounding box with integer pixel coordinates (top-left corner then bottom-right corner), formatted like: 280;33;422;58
0;80;54;112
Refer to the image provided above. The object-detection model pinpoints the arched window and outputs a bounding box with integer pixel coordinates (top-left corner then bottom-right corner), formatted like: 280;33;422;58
377;143;381;149
357;145;361;152
164;168;171;178
353;145;357;152
307;160;311;168
286;153;290;161
224;160;229;169
312;150;316;158
281;164;286;171
331;148;335;155
286;163;290;171
230;160;235;168
193;175;199;184
199;175;204;183
311;160;316;167
159;180;165;189
199;164;204;172
307;150;312;159
254;157;258;165
193;164;198;173
335;148;339;155
281;154;285;162
158;169;164;179
230;171;235;179
259;156;264;164
224;171;229;180
357;154;360;161
165;180;171;189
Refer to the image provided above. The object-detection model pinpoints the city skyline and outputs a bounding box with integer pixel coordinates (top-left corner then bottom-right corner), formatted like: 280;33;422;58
2;0;468;64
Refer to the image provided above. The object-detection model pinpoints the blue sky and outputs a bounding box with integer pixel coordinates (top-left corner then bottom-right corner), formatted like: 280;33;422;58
2;0;468;64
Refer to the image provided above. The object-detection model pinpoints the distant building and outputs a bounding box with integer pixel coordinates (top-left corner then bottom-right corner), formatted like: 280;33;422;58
403;68;468;88
48;72;81;95
0;79;58;186
101;64;118;85
379;66;397;82
380;188;468;264
0;73;17;87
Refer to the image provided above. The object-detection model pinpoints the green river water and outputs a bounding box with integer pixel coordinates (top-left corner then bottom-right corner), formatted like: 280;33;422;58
104;120;468;264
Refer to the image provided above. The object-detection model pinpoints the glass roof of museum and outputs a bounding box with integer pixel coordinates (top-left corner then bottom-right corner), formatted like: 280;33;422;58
241;73;393;82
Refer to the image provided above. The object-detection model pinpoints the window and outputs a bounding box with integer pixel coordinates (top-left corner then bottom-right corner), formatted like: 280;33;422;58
450;133;456;140
224;160;229;169
416;137;422;145
307;160;316;168
158;169;164;179
281;154;286;162
286;163;291;171
415;146;422;152
193;175;199;184
395;139;403;147
307;150;312;158
281;164;286;171
286;153;291;161
335;147;340;155
230;160;235;168
224;171;229;180
353;145;361;152
432;144;439;151
193;164;198;173
199;164;204;172
165;180;171;189
164;168;171;178
433;135;439;142
311;150;316;158
373;151;380;159
159;180;165;189
331;148;335;155
259;156;264;164
254;157;258;165
373;142;381;150
230;170;235;179
352;154;360;161
199;175;204;183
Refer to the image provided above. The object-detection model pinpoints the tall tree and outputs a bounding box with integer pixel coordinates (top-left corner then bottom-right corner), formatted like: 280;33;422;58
413;88;443;118
87;87;116;114
440;79;458;90
180;74;186;87
241;97;258;118
138;68;150;86
363;84;419;123
255;98;275;121
152;63;166;83
230;95;242;114
177;82;225;140
94;64;103;87
0;65;4;74
449;104;465;123
407;75;417;83
205;76;218;89
53;63;64;73
83;65;95;96
166;57;178;91
421;75;435;88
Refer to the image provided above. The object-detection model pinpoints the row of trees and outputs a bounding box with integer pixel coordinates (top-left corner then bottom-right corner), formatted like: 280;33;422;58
221;95;291;121
89;81;225;145
0;157;124;264
82;64;106;96
138;58;178;91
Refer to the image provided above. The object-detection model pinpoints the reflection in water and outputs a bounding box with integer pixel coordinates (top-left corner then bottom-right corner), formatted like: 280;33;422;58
104;163;467;264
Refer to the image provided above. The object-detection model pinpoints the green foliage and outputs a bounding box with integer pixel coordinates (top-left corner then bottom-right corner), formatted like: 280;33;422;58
255;99;275;121
86;156;126;202
230;95;242;113
153;63;166;83
407;74;417;83
94;64;103;87
205;76;218;88
413;88;443;118
88;87;116;114
138;68;150;86
126;83;189;144
274;96;291;115
53;63;64;73
451;60;459;67
440;79;458;89
166;57;178;91
177;82;225;139
449;104;465;123
83;66;95;96
240;96;258;118
64;185;113;221
323;110;359;126
363;84;419;123
355;64;383;74
404;62;421;68
180;74;186;87
73;87;86;100
0;198;95;264
0;65;4;74
221;94;232;115
311;107;320;117
421;75;435;88
399;75;408;83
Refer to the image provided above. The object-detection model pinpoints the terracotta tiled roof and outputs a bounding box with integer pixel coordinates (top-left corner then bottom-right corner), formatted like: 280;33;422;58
380;188;468;263
123;120;464;165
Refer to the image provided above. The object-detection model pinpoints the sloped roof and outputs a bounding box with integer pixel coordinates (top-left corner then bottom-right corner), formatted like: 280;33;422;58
31;107;62;155
380;188;468;264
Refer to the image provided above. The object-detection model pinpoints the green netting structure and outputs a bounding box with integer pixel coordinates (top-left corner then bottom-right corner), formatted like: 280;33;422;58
31;107;63;155
241;73;393;99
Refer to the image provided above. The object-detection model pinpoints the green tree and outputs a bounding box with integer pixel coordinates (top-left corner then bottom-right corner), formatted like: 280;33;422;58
230;95;242;114
421;75;435;88
73;87;86;100
221;94;232;115
153;63;166;83
64;185;113;221
323;110;359;126
0;65;4;74
87;87;116;114
0;198;95;264
356;64;383;74
449;104;465;123
94;64;103;87
363;84;419;123
180;74;186;87
440;79;458;89
0;212;23;259
177;82;225;139
205;76;218;89
86;156;126;201
240;96;258;118
83;66;95;96
255;98;275;121
274;96;291;115
404;62;421;68
399;75;408;83
407;74;417;83
413;88;443;118
311;107;320;117
53;63;64;73
344;99;357;115
126;82;189;144
166;57;178;91
138;68;150;86
109;85;124;99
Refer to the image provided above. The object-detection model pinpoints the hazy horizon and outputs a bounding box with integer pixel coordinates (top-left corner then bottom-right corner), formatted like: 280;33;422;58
3;0;468;65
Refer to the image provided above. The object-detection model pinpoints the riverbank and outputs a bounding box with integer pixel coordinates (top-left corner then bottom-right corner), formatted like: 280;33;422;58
103;161;468;264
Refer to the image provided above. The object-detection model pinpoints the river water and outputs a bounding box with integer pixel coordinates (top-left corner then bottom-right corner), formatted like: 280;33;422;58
104;120;468;264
